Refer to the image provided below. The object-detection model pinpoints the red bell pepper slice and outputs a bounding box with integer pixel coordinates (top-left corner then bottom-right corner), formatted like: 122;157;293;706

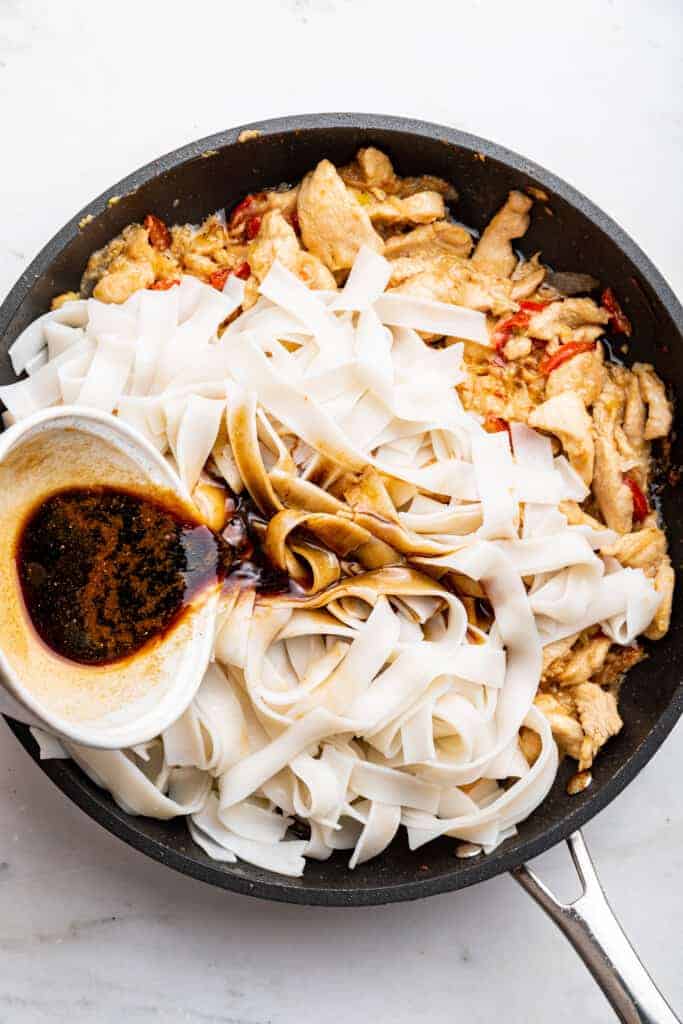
624;476;649;522
538;341;596;375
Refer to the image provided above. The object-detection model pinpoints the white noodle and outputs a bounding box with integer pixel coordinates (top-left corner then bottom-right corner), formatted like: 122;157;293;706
6;253;662;877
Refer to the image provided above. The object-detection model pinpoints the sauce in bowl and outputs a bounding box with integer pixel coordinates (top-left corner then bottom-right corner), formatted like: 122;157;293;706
16;486;230;666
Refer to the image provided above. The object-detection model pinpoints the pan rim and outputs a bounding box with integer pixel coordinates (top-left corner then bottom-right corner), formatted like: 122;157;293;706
2;112;682;907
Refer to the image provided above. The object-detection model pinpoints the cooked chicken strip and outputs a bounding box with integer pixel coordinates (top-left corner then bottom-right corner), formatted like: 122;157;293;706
247;210;335;291
603;527;667;574
534;692;584;760
389;256;515;316
542;634;580;672
593;438;633;532
93;261;155;304
644;559;674;640
364;191;446;226
528;391;595;484
592;376;634;532
545;635;612;688
298;159;384;271
472;190;532;278
528;298;609;343
571;683;622;771
84;223;175;302
356;147;397;190
545;346;605;406
510;254;546;300
633;363;673;440
384;222;473;259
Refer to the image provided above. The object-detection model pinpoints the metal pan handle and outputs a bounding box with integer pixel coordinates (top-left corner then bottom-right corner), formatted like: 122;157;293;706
512;831;679;1023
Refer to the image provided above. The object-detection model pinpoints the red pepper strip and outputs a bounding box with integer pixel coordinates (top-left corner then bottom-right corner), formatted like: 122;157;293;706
228;193;255;229
601;287;632;337
148;277;180;290
246;215;262;241
624;475;649;522
144;214;171;250
492;311;531;352
209;262;252;290
290;209;301;233
483;414;511;436
538;341;596;375
209;268;230;291
491;301;550;353
233;260;251;280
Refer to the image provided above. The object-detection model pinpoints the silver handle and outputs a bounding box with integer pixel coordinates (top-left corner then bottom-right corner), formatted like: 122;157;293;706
512;831;679;1023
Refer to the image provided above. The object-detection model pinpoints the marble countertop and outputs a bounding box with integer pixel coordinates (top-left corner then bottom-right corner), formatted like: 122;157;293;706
1;1;681;1021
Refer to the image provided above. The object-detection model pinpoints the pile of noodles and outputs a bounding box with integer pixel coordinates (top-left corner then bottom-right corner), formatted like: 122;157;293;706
3;247;661;875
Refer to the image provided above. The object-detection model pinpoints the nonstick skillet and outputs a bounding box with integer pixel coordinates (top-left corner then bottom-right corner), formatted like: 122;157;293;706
1;114;681;1023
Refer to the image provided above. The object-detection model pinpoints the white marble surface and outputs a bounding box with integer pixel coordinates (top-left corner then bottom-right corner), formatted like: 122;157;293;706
0;1;681;1021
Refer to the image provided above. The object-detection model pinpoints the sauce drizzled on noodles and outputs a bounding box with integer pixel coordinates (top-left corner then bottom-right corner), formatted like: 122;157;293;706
16;485;287;667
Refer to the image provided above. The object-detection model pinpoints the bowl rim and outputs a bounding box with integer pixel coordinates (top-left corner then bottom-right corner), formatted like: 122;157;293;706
2;112;682;906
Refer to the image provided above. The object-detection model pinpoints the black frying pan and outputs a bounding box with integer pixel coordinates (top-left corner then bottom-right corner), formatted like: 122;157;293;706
1;114;681;1022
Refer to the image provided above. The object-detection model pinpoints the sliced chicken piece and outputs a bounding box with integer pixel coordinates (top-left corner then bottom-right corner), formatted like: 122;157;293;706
603;526;667;574
298;159;384;271
545;345;605;406
397;174;458;200
593;437;633;533
356;147;397;190
472;190;533;278
545;634;612;688
593;644;645;687
389;256;515;316
339;147;399;194
571;683;622;771
184;219;248;282
633;363;673;440
644;558;674;640
364;191;446;227
527;298;609;343
247;210;336;290
247;209;299;277
51;290;81;310
83;223;173;301
93;260;155;303
228;188;299;237
591;376;634;532
542;633;580;673
534;693;584;760
175;216;244;280
503;335;532;360
528;391;594;484
622;371;647;444
558;501;605;531
510;254;546;300
519;726;542;766
340;148;457;204
384;222;473;259
617;370;650;486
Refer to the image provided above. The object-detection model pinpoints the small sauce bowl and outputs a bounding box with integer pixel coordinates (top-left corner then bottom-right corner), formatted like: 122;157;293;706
0;406;220;749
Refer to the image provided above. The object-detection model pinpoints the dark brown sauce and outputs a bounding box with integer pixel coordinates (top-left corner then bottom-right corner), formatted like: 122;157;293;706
220;491;290;595
16;485;287;667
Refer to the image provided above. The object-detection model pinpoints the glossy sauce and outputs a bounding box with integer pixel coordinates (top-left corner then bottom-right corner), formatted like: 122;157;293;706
16;487;233;666
16;485;291;667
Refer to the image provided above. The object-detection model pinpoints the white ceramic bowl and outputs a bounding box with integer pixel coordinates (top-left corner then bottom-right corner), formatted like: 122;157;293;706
0;406;220;749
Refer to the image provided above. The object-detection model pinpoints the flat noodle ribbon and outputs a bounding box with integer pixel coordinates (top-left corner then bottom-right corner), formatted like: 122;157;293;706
12;249;663;876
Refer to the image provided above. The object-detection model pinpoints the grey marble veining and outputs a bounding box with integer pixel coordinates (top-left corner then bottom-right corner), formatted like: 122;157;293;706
0;1;681;1021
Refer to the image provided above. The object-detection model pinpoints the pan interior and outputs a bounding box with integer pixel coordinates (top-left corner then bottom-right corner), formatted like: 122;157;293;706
2;116;682;904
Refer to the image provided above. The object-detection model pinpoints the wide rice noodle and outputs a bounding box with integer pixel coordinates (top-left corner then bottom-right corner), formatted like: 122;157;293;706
8;246;661;875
